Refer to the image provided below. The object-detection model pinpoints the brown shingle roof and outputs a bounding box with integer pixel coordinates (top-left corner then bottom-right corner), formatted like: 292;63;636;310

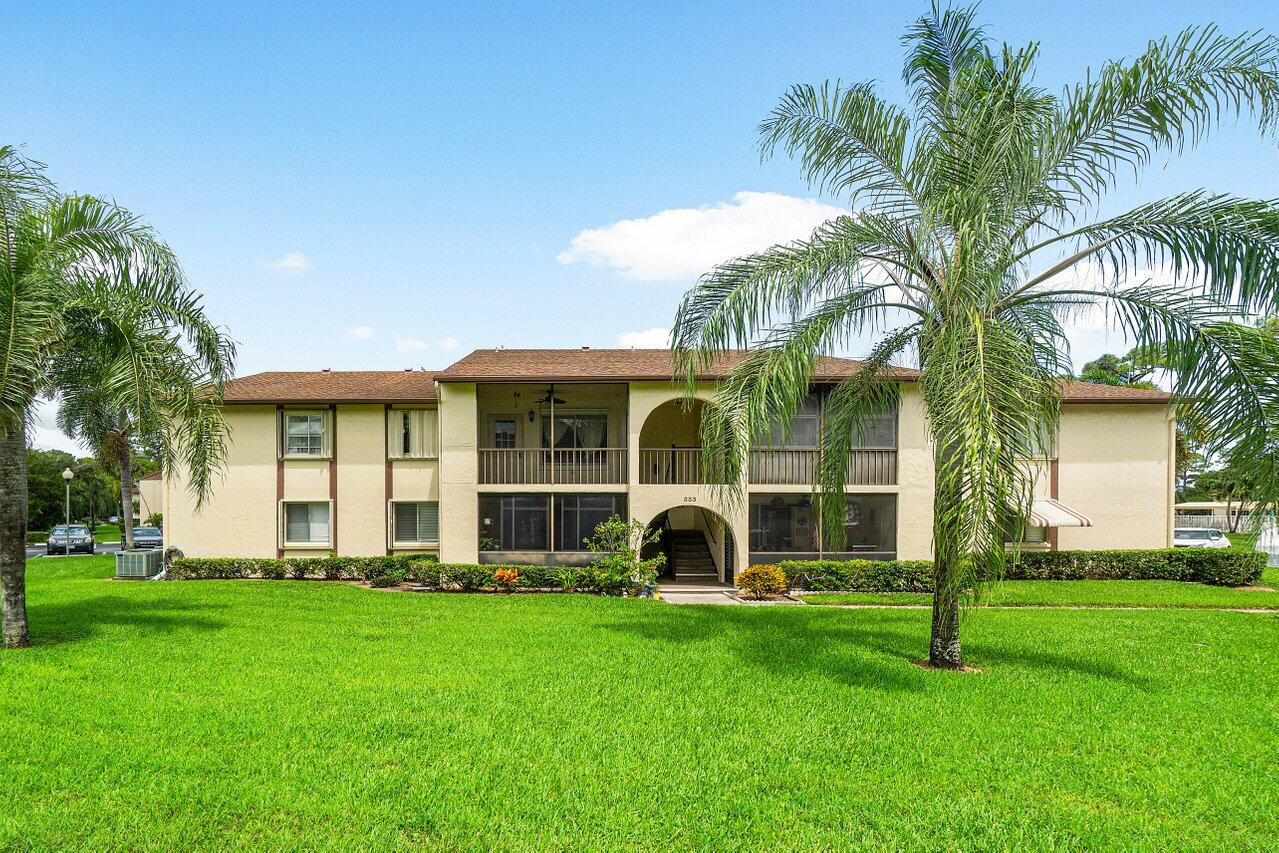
1059;380;1170;404
223;371;438;403
435;348;919;382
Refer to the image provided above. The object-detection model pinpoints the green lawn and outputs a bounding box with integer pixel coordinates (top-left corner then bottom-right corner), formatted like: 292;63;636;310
2;557;1277;849
91;522;121;542
802;577;1279;609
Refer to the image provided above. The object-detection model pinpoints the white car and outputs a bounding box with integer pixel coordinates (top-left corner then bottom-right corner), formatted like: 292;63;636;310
1173;528;1231;549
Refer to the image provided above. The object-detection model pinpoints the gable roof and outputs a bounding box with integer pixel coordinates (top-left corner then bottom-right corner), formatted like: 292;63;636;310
223;371;438;403
435;348;918;383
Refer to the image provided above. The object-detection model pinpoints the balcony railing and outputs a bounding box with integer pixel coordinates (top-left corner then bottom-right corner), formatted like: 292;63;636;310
640;448;705;485
478;448;627;485
748;449;898;486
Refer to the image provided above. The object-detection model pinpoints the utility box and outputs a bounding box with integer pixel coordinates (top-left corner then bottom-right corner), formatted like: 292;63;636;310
115;548;162;579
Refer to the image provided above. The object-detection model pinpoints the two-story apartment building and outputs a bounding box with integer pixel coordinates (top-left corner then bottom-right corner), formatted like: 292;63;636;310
163;348;1175;581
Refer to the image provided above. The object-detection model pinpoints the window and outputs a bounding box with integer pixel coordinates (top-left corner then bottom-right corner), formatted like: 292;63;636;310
851;405;898;449
479;494;550;551
283;502;330;545
755;396;820;448
283;411;328;457
491;417;516;449
392;501;439;544
542;413;607;449
1004;519;1047;545
388;409;438;459
1027;422;1056;458
554;494;625;551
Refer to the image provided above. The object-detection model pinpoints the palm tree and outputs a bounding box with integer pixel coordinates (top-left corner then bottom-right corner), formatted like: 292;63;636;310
53;259;235;550
0;146;234;648
672;5;1279;669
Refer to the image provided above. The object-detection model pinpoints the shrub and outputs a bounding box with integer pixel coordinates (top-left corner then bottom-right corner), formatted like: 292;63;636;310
779;547;1265;591
436;563;495;591
780;559;932;592
144;513;163;528
550;566;580;593
169;554;432;583
494;567;519;591
258;559;288;580
736;564;787;599
26;531;47;545
366;562;409;588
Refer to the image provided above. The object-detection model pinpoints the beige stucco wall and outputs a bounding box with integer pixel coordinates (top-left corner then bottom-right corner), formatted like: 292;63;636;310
438;382;479;563
135;478;163;521
334;404;386;556
166;405;278;558
1056;404;1173;550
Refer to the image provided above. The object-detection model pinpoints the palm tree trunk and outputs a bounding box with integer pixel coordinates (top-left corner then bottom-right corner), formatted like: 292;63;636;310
0;414;30;648
120;452;134;549
929;446;964;669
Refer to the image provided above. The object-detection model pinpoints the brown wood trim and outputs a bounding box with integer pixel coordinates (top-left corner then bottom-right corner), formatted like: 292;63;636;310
385;404;393;554
276;405;284;558
329;404;338;555
1047;458;1060;551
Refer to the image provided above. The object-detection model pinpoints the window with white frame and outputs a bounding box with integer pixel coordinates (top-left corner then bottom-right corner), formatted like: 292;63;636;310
388;409;438;459
283;411;329;457
392;501;440;545
283;501;331;545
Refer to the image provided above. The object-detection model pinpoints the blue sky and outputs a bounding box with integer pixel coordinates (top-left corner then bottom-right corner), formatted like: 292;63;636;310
6;0;1279;450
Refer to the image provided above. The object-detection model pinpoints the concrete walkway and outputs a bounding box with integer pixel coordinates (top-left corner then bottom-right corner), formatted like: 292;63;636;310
658;580;741;605
658;580;802;606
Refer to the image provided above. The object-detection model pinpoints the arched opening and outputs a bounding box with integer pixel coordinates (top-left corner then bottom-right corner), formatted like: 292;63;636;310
639;398;707;484
644;505;735;584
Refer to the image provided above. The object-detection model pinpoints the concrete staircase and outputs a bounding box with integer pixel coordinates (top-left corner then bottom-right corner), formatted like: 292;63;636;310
668;530;718;582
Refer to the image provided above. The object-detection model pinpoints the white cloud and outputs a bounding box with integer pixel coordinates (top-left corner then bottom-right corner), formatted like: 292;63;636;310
260;252;313;275
395;337;428;353
615;327;670;348
344;325;375;341
397;336;459;354
557;191;844;282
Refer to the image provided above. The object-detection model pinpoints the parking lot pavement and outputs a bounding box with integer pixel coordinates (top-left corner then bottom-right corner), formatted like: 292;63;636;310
27;541;124;559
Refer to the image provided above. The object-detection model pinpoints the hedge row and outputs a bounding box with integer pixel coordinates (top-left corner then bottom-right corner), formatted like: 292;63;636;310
167;556;641;594
778;547;1265;591
169;555;434;587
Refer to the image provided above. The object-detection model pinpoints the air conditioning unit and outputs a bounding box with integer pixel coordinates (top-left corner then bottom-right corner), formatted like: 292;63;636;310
116;548;162;579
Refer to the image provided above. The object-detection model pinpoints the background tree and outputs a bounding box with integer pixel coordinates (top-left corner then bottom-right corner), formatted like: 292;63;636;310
54;264;233;550
673;5;1279;669
0;146;233;648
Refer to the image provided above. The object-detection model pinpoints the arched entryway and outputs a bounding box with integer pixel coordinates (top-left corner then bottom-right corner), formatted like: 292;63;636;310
644;505;735;584
638;398;707;484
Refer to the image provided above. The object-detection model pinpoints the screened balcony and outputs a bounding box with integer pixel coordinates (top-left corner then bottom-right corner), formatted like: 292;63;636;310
476;383;627;485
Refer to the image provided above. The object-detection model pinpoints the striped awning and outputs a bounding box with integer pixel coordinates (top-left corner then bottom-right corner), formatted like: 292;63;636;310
1028;498;1093;528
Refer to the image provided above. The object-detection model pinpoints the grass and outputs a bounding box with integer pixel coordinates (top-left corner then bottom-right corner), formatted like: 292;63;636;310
2;557;1277;849
801;577;1279;609
91;522;121;542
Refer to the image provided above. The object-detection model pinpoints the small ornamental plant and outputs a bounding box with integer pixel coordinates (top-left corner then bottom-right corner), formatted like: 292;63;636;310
493;567;519;592
736;564;787;600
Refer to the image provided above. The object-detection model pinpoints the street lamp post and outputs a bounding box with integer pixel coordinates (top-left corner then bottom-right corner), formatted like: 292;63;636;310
61;468;74;557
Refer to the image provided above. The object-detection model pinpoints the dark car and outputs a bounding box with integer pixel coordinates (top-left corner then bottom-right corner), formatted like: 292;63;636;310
47;524;95;555
131;527;164;550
